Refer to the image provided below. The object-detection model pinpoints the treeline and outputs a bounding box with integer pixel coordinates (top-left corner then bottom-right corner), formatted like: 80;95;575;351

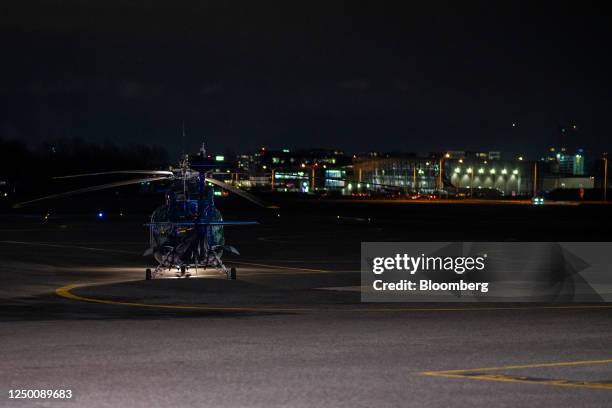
0;137;169;198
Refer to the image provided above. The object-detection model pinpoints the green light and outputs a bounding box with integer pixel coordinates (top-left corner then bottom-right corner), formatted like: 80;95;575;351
215;155;225;161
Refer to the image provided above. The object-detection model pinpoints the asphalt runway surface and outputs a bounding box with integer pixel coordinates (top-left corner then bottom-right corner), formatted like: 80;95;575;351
1;202;612;407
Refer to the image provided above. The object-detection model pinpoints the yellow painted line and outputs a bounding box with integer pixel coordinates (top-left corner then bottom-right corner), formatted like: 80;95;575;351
56;283;612;313
422;359;612;390
55;284;312;313
348;305;612;312
0;240;137;255
231;261;331;273
425;358;612;373
0;241;342;273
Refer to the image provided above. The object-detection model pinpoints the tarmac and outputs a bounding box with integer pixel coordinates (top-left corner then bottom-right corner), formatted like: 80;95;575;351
1;202;611;407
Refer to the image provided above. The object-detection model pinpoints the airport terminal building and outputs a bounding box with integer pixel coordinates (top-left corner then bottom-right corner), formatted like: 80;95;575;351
227;147;604;198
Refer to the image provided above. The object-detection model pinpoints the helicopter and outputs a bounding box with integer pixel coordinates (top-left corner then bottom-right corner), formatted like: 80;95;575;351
13;146;276;280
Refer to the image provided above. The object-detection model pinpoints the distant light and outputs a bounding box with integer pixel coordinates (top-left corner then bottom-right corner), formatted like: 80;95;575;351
466;168;473;174
512;169;519;175
215;155;224;161
97;212;104;219
444;153;450;158
214;191;222;196
348;183;353;190
490;169;496;174
301;163;306;168
454;167;461;173
512;123;516;127
262;165;267;170
501;169;507;175
282;149;290;153
458;159;463;163
478;168;485;174
518;156;524;161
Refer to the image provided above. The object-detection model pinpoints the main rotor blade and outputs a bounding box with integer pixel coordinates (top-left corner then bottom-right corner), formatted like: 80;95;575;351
205;177;278;209
13;176;171;208
53;170;174;179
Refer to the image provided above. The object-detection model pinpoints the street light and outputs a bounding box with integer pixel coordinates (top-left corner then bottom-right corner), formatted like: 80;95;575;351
604;155;608;202
466;168;474;198
533;162;538;197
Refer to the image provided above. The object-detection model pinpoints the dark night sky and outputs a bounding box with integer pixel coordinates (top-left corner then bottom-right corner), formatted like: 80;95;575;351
1;1;611;158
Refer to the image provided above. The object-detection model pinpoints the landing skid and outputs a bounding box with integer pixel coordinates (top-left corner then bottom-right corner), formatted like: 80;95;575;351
145;265;236;280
